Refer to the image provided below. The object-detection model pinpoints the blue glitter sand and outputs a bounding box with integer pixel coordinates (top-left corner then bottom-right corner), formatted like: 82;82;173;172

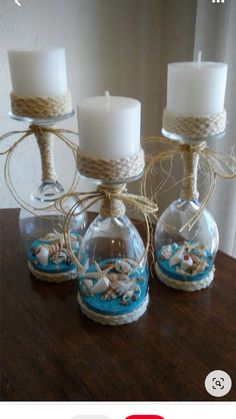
77;258;149;316
156;242;214;282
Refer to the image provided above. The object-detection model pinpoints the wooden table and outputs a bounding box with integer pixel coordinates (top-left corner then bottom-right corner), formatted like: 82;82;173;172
0;208;235;401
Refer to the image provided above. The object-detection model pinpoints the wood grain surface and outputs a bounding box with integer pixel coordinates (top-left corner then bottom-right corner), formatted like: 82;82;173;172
0;208;235;401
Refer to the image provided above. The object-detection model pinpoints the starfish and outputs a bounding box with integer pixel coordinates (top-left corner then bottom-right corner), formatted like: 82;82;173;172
82;261;114;279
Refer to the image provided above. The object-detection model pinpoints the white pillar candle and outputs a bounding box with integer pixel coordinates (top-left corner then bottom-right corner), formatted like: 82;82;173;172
166;54;228;116
77;93;141;159
8;48;68;97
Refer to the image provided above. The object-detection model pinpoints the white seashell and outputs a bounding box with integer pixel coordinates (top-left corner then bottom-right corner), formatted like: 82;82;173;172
110;275;135;294
90;277;110;294
115;259;132;274
169;245;185;267
192;260;209;275
35;246;49;266
51;251;67;265
81;279;94;295
83;279;93;289
160;244;173;260
180;254;193;271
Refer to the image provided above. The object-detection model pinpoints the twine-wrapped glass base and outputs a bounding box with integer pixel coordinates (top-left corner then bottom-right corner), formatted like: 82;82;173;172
28;261;77;283
155;262;214;291
77;291;149;325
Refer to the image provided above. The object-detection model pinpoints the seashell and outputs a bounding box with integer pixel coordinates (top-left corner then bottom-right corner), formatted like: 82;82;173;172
51;251;67;265
48;241;62;256
83;279;93;289
169;245;185;267
110;274;135;294
115;259;132;274
35;246;49;266
90;277;110;294
160;244;173;260
180;254;193;271
81;279;94;295
192;260;209;275
189;253;201;263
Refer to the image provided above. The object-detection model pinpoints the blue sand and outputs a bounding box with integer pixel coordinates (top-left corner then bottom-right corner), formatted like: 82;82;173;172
28;237;79;274
156;243;214;282
77;258;149;316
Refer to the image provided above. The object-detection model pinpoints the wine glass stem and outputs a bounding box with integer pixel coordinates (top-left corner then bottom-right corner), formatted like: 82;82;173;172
181;150;199;201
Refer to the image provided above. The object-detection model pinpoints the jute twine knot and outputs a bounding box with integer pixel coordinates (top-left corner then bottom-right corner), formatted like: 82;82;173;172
97;184;126;217
10;91;72;118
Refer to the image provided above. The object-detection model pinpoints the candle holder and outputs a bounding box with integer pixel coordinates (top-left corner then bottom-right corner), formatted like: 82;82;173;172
69;148;152;325
6;103;87;283
154;110;226;291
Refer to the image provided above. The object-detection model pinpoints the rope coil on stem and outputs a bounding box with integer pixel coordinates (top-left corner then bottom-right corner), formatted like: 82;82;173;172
34;125;57;182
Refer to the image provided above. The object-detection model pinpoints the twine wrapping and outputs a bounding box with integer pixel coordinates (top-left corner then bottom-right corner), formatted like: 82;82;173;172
163;109;227;139
99;184;126;217
55;184;158;273
142;136;236;232
77;291;149;326
77;147;145;181
34;125;57;182
155;262;215;292
0;125;79;215
181;149;199;201
10;91;72;118
28;261;76;283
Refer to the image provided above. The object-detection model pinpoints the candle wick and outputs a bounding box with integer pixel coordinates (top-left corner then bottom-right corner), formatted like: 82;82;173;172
105;91;110;109
197;51;202;68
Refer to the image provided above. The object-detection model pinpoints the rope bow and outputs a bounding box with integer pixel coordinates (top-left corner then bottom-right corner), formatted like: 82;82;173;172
141;136;236;232
55;183;158;272
0;125;79;214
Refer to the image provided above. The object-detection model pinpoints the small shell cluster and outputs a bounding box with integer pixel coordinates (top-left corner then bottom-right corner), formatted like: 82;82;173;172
32;229;80;268
80;258;144;304
159;241;211;276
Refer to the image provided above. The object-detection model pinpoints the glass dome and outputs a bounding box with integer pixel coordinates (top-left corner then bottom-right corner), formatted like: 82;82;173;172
19;197;87;283
76;213;149;323
155;198;219;291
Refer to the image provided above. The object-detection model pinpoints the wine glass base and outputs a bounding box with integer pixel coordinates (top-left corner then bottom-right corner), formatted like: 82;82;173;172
77;291;149;325
155;262;215;291
33;180;64;202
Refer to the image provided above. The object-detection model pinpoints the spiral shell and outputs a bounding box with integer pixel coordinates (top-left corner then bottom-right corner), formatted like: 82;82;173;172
35;246;49;266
